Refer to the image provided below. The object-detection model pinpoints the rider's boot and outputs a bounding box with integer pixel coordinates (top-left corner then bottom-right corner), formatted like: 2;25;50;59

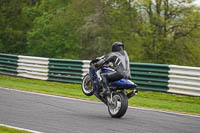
101;79;110;96
101;75;111;96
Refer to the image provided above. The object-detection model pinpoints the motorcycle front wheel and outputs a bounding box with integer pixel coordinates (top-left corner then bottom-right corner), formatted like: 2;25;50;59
82;74;94;96
108;92;128;118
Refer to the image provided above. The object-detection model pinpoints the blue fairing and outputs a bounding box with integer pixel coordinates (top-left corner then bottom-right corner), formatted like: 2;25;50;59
111;79;136;89
101;67;113;73
101;67;136;89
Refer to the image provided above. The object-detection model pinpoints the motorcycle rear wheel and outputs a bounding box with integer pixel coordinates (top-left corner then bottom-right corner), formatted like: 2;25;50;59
82;74;94;96
108;92;128;118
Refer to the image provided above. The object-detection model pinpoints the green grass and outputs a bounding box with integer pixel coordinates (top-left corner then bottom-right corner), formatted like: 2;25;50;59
0;126;31;133
0;75;200;115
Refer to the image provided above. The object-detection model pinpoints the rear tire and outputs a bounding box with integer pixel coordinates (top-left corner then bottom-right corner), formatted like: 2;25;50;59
108;92;128;118
82;74;94;96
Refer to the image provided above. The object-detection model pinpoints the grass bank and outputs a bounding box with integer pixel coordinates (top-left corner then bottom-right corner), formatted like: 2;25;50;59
0;75;200;115
0;126;30;133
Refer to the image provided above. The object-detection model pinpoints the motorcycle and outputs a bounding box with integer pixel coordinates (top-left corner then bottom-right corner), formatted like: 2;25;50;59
81;57;138;118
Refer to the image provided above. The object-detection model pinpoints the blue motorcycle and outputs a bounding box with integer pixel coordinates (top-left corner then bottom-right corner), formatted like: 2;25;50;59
82;57;138;118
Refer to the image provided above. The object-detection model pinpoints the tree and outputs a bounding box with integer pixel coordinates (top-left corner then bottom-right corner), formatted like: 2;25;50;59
77;0;111;59
0;0;34;54
101;0;145;61
133;0;200;65
1;0;200;66
27;0;80;59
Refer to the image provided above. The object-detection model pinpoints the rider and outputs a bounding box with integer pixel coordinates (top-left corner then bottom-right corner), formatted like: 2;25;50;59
95;42;131;95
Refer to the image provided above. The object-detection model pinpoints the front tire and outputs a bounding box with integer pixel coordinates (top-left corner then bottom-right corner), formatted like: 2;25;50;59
82;74;94;96
108;92;128;118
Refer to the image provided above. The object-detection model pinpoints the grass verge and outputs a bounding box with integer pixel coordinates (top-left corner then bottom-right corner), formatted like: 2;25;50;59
0;75;200;115
0;126;31;133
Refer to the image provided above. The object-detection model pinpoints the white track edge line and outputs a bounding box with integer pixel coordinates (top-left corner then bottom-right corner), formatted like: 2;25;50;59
0;123;43;133
0;87;200;118
128;106;200;118
0;87;100;104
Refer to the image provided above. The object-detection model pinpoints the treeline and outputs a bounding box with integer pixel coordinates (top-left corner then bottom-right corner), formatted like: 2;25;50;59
1;0;200;66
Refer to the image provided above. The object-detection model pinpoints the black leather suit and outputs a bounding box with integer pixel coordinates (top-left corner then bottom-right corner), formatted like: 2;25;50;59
96;50;131;91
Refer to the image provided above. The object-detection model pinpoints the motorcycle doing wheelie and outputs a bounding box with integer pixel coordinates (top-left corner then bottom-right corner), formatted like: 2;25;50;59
82;57;138;118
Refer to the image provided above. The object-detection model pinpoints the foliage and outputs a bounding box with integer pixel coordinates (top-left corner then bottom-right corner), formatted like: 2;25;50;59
26;0;80;58
0;0;32;54
0;0;200;66
130;0;200;65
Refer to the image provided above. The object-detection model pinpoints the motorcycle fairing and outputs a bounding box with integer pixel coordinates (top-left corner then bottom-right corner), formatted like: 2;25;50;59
101;67;136;89
111;79;136;89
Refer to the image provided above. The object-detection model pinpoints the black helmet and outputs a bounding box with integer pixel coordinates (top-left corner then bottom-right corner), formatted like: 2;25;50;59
112;42;124;52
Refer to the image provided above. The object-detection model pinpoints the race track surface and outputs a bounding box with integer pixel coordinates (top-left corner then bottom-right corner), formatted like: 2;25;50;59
0;87;200;133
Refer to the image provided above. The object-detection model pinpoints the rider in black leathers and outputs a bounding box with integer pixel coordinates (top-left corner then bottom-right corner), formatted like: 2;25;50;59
95;42;131;95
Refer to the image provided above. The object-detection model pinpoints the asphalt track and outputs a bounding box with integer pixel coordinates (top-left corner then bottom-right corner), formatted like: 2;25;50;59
0;87;200;133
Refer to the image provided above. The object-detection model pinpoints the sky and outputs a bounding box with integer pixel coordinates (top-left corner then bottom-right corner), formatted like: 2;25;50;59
193;0;200;6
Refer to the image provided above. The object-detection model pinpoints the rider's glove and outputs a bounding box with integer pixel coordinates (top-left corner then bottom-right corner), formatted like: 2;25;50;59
94;63;100;69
